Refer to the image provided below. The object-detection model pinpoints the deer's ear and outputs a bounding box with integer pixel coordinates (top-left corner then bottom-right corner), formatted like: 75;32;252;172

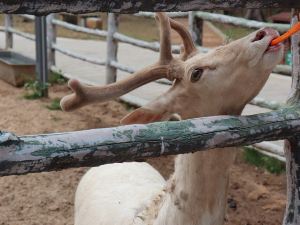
121;82;182;125
120;107;168;125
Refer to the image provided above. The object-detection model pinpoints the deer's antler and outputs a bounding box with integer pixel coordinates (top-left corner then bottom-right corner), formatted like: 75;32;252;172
60;12;185;112
156;12;173;64
169;18;197;60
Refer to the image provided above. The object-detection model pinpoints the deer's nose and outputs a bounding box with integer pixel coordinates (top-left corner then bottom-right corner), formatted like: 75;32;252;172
252;30;267;42
252;28;279;42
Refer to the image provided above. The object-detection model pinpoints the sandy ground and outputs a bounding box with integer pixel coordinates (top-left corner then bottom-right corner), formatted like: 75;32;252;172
0;80;286;225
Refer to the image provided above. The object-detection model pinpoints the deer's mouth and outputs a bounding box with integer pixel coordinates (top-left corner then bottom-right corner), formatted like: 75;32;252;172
252;28;282;54
265;42;283;53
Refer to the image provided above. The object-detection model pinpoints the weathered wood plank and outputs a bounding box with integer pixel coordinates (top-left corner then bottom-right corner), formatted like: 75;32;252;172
0;1;299;15
283;11;300;225
1;105;300;176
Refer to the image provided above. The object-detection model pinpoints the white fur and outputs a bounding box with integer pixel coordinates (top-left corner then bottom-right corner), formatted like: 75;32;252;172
75;162;165;225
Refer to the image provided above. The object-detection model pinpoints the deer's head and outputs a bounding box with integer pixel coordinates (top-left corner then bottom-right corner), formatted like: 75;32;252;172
60;13;283;124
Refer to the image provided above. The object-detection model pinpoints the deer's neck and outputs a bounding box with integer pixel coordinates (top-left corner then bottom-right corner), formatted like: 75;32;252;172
153;106;241;225
154;148;237;225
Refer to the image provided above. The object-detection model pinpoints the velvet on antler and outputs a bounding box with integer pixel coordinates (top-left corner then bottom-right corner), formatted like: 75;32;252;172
169;18;198;60
60;13;195;112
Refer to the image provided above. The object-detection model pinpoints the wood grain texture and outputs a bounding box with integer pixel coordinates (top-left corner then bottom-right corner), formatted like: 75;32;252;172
0;0;299;15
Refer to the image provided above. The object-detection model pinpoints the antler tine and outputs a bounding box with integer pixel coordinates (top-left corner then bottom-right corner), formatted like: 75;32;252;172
169;18;197;59
156;12;173;64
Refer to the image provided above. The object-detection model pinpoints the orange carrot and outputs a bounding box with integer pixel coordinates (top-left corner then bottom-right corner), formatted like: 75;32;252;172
271;22;300;46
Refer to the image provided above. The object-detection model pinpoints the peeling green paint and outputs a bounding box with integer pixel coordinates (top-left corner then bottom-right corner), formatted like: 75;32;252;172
112;129;134;141
208;117;244;128
27;140;43;145
1;105;300;176
136;120;196;141
31;146;67;157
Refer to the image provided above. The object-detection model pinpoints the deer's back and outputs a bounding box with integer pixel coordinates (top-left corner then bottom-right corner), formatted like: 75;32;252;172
75;162;166;225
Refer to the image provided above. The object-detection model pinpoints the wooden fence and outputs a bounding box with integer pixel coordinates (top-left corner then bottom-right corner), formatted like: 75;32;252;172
0;1;299;224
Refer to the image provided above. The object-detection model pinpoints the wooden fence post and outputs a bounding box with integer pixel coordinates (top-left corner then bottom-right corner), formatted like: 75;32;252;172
283;10;300;225
106;13;119;84
4;14;13;49
47;14;56;68
35;16;49;97
188;11;203;46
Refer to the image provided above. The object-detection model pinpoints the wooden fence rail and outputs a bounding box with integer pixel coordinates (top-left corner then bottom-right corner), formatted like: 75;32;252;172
195;11;290;33
1;104;299;176
52;18;108;37
0;0;299;14
253;142;285;161
52;43;106;66
7;27;35;41
138;11;290;32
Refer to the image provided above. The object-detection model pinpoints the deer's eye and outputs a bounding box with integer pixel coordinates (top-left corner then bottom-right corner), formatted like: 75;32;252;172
190;68;203;83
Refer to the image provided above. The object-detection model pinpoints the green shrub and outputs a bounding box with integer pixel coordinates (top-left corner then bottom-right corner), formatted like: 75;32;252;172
23;81;49;99
49;70;67;85
243;147;285;174
46;98;62;110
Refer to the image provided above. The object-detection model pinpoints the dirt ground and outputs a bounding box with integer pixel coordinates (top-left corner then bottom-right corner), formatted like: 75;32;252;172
0;80;286;225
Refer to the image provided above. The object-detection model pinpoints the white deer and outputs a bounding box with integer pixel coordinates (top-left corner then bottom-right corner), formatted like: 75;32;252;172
60;13;283;225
